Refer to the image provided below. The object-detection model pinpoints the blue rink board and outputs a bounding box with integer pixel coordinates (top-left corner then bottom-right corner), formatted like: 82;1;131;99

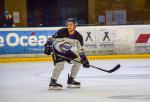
0;30;57;54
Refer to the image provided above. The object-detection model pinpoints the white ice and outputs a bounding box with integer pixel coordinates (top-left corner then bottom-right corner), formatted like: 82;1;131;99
0;59;150;102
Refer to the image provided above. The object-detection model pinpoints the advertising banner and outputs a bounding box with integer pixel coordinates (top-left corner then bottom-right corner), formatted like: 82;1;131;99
0;30;56;55
135;27;150;54
0;25;150;57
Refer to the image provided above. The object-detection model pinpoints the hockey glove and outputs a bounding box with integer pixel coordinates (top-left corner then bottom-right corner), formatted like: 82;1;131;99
44;37;53;55
81;59;90;68
44;44;53;55
80;52;90;68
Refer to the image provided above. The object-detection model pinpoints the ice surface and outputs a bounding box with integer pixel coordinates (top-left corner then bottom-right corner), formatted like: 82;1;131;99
0;59;150;102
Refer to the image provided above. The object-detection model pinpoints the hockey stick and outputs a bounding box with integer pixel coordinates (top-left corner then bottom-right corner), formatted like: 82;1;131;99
55;54;121;73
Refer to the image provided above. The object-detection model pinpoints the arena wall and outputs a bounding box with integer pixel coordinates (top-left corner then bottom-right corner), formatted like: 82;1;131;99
0;25;150;59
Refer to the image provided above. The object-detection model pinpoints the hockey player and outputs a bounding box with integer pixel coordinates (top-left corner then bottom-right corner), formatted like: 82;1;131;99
44;18;89;90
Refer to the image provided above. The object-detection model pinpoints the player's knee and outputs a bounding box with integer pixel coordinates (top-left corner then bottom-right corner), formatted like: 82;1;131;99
55;62;65;70
73;61;81;67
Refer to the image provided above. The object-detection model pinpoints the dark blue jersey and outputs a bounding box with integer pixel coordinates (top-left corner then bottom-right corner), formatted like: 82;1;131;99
53;28;84;46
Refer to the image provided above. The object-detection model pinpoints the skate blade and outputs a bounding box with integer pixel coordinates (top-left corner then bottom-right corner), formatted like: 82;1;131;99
48;86;62;90
67;84;80;88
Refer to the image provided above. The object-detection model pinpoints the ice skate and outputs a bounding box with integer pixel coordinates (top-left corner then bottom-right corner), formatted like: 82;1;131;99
67;74;80;88
49;78;63;90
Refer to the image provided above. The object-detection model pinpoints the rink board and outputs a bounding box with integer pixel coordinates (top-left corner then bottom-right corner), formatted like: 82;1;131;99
0;25;150;58
0;54;150;63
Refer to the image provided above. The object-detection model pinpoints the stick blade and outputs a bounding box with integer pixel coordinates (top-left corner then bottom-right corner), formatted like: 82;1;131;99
108;64;121;73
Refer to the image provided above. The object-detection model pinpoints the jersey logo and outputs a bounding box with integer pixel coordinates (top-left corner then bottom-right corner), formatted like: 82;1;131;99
60;42;72;51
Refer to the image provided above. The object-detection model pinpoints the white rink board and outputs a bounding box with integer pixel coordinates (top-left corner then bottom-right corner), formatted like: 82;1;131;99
77;25;150;54
0;25;150;57
77;26;135;54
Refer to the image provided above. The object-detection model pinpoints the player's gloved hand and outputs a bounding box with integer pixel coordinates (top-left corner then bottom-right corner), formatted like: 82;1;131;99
44;37;53;55
44;44;52;55
81;58;90;68
80;52;90;68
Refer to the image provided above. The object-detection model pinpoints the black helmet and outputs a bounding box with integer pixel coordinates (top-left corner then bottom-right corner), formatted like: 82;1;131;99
66;18;77;26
